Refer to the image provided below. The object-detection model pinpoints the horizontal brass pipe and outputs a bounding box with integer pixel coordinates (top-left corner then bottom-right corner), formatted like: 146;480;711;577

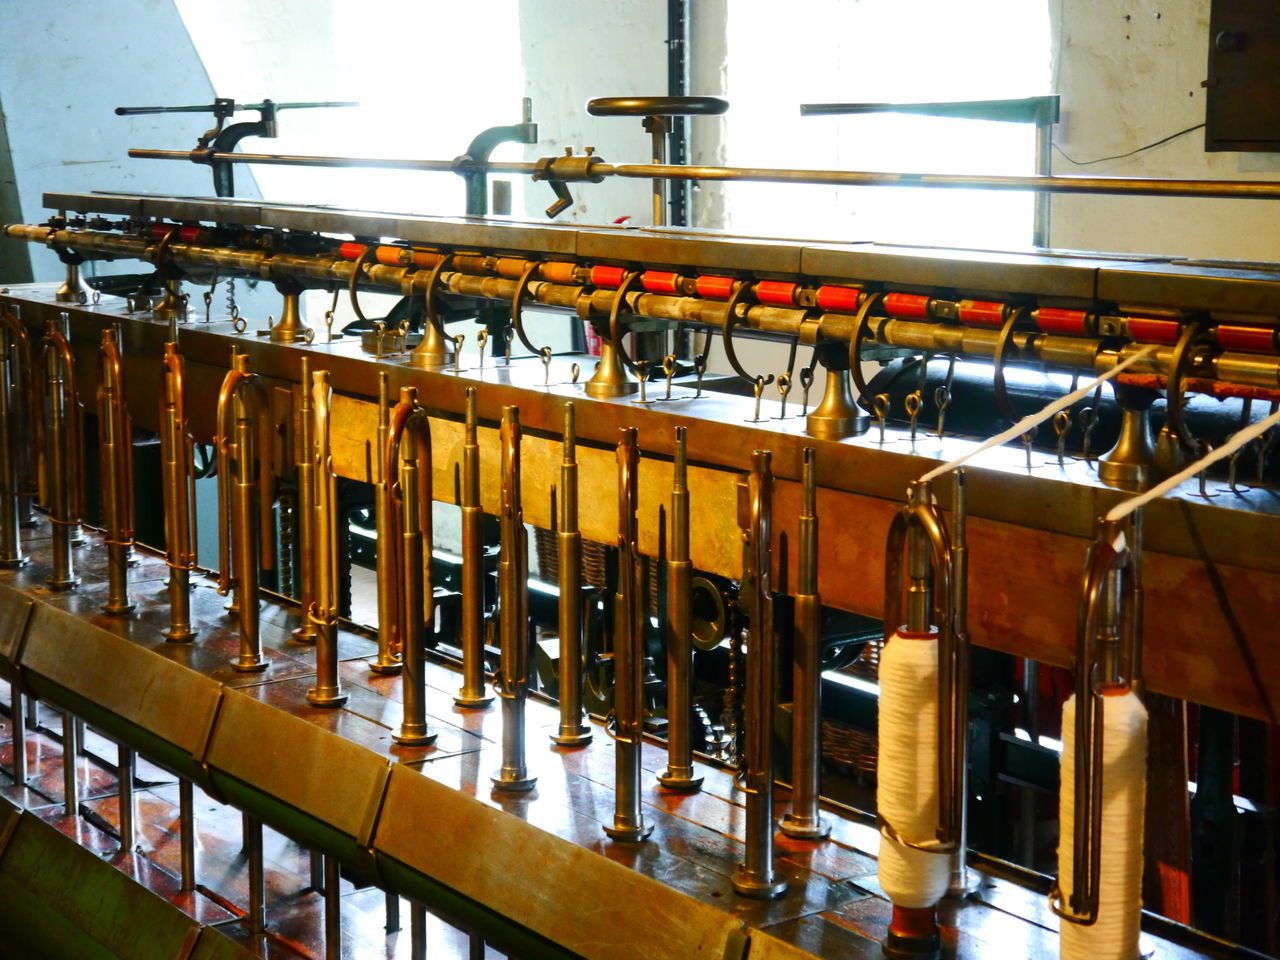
10;225;1280;392
126;147;1280;201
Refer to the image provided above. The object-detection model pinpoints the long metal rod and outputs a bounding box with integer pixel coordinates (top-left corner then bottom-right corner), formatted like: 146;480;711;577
491;406;535;792
62;709;78;816
159;339;196;641
306;368;347;708
604;427;652;843
552;402;590;745
98;327;135;615
454;386;491;708
733;450;787;899
370;373;401;676
388;388;436;747
127;146;1280;200
658;426;701;792
10;689;26;785
0;323;24;569
780;447;829;840
291;356;318;645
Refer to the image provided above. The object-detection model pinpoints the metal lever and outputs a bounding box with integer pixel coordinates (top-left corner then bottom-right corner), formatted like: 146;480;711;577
552;403;591;746
97;326;135;615
215;350;275;672
658;426;702;792
455;387;492;708
492;406;536;791
386;387;438;746
733;449;787;898
158;338;197;641
306;367;348;708
605;427;652;841
781;448;830;839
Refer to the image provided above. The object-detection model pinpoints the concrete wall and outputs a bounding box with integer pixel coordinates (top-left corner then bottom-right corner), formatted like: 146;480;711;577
0;0;253;282
1048;0;1280;260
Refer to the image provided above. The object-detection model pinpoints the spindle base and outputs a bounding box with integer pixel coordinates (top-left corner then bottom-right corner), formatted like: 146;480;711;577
291;624;318;645
230;655;269;674
490;771;537;793
394;727;438;747
550;726;593;747
656;767;703;792
307;687;349;708
102;598;135;616
44;575;79;591
603;820;653;843
0;556;27;569
369;659;403;676
164;626;196;643
780;813;831;840
732;867;788;900
882;906;941;959
455;691;494;709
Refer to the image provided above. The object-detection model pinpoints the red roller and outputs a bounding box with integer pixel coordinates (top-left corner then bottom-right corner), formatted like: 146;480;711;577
816;285;861;313
1034;308;1090;337
641;271;681;295
756;280;798;307
375;245;408;267
957;300;1007;328
150;223;202;243
338;242;366;261
540;261;578;285
1126;317;1181;345
1215;324;1277;353
590;265;626;289
696;275;735;300
884;293;931;320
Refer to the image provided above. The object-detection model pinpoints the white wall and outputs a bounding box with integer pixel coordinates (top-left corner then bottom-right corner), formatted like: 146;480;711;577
1048;0;1280;259
517;0;669;224
0;0;252;281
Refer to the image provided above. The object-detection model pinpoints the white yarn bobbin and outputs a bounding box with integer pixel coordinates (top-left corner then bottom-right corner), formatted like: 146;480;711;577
1058;691;1148;960
877;630;951;911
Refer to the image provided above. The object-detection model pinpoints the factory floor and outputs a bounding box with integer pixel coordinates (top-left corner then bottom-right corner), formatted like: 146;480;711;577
0;523;1228;959
0;693;500;959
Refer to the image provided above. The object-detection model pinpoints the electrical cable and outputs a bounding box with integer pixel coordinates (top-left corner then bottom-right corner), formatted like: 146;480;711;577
1053;123;1205;166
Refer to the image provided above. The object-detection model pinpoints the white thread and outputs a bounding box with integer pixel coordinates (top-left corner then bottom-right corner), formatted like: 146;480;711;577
876;631;950;909
919;346;1157;484
1058;692;1148;960
1105;406;1280;522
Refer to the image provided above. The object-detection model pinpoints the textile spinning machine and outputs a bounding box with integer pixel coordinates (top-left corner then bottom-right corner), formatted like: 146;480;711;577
0;94;1277;960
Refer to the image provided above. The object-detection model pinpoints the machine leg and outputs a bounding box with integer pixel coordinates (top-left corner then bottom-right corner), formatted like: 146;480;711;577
245;814;266;936
310;849;325;893
384;890;400;932
62;710;78;817
410;901;427;960
179;778;196;892
323;855;341;960
117;743;134;853
11;688;26;785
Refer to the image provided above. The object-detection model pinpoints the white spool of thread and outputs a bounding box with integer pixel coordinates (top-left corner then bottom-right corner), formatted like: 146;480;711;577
1058;691;1148;960
877;630;951;909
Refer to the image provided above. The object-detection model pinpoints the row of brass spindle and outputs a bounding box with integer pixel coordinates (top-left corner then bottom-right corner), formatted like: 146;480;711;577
0;304;838;905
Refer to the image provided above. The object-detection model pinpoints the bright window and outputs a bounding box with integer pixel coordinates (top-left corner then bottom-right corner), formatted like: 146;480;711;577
717;0;1052;248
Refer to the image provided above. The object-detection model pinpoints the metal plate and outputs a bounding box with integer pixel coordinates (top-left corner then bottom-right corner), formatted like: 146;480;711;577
203;688;391;843
42;192;144;217
800;243;1132;299
1099;259;1280;315
373;764;748;960
0;585;33;673
139;196;263;226
394;215;580;256
17;603;221;758
578;225;804;274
